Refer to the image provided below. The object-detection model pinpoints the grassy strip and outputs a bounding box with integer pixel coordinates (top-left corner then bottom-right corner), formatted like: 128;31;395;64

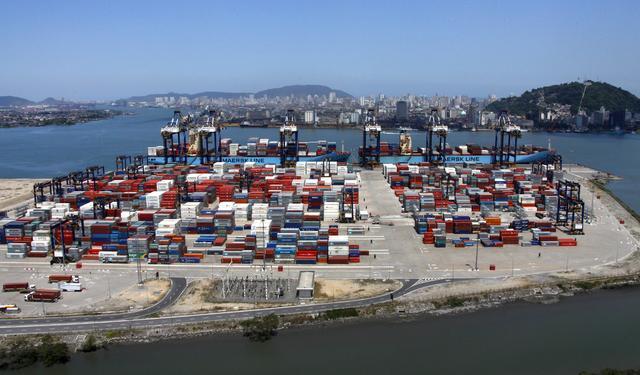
591;179;640;223
0;335;70;370
323;308;359;320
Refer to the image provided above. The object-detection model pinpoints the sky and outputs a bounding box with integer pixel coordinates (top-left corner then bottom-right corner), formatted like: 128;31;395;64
1;0;639;100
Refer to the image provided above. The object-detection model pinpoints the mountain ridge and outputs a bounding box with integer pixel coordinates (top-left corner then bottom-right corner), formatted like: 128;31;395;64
125;84;352;102
486;81;640;116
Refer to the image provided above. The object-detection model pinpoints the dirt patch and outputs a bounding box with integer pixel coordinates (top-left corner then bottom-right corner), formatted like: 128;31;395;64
0;179;44;211
401;277;534;303
165;279;292;314
313;279;401;301
82;278;171;313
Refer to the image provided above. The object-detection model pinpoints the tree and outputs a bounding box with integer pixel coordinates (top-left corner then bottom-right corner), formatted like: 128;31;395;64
79;334;100;352
38;335;70;367
240;314;279;342
0;337;39;370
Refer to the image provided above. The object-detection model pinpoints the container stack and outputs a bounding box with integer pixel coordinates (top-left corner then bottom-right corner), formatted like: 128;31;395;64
275;231;297;264
6;243;28;259
348;244;360;263
145;191;165;209
251;203;269;220
323;202;340;222
296;230;318;264
328;235;349;264
214;210;235;235
156;180;174;192
500;230;520;245
251;219;272;249
235;203;249;222
403;191;420;213
268;207;285;239
156;236;185;264
180;202;202;219
453;216;472;234
127;234;152;259
156;219;181;238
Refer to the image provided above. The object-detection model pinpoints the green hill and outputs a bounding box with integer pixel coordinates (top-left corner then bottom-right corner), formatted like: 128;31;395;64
486;81;640;116
255;85;352;98
0;96;34;107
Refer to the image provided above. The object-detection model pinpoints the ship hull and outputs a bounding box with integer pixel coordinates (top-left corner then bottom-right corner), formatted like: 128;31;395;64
376;151;551;164
148;151;351;165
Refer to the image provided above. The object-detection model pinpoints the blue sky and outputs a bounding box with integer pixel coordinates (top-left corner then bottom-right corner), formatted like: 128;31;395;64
2;0;639;100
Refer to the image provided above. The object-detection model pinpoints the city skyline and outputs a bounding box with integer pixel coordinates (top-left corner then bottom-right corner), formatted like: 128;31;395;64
2;0;639;100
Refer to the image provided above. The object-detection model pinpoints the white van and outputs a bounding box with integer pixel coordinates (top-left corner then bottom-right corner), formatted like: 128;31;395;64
59;282;83;292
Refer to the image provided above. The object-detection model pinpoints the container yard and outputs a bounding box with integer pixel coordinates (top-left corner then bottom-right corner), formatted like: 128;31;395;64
0;111;636;318
382;162;582;249
0;161;369;268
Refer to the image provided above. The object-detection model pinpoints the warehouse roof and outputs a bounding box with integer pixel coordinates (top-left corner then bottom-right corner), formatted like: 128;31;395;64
296;271;315;291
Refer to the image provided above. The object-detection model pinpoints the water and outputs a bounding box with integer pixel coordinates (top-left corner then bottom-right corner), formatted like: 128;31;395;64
1;108;638;210
16;288;640;375
2;110;640;373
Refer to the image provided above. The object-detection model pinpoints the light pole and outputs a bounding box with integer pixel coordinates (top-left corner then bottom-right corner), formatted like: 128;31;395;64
475;232;479;271
590;177;595;220
107;276;111;299
261;219;266;272
617;240;622;264
511;252;514;277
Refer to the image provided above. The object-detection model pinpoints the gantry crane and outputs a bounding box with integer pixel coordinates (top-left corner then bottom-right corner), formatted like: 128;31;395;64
115;155;132;174
279;109;299;167
493;110;522;165
556;180;585;234
187;109;222;164
161;110;190;164
360;108;381;168
427;109;449;165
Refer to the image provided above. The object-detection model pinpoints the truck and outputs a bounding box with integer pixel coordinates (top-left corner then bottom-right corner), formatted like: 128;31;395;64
58;282;83;292
48;274;79;283
0;304;21;314
2;282;36;293
100;255;129;264
24;289;62;302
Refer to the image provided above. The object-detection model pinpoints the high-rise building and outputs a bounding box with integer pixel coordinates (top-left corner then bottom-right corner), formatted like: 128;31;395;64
591;106;609;127
610;110;630;129
329;92;337;103
396;100;409;121
304;110;316;124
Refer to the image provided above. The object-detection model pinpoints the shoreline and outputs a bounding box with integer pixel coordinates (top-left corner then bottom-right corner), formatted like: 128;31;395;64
0;109;125;129
1;170;639;351
219;123;638;134
7;271;640;352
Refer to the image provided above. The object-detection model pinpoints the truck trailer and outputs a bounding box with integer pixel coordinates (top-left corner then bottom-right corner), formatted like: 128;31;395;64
24;289;62;302
48;275;79;283
2;282;36;293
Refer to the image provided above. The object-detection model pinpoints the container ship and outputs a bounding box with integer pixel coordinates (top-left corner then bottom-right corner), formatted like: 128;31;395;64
359;132;552;165
359;109;555;166
147;110;350;165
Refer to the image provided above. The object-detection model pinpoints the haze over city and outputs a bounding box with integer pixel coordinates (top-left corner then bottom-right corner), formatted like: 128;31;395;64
2;0;639;100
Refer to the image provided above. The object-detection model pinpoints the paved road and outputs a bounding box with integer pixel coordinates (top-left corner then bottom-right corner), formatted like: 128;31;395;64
0;278;456;335
0;277;187;327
